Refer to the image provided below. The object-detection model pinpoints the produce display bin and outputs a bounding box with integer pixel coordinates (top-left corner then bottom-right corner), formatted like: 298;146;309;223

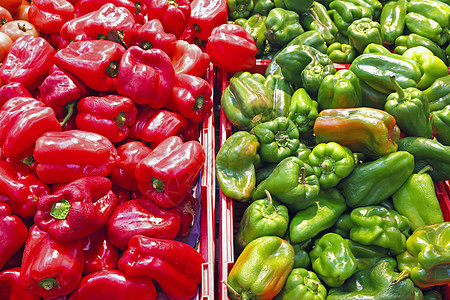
217;61;450;300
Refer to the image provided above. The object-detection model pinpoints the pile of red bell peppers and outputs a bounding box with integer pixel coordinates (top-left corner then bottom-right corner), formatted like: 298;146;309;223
0;0;242;298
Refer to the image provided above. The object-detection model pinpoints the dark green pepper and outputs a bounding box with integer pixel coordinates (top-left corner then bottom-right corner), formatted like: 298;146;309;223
379;0;407;45
348;18;383;53
288;88;319;137
329;0;372;36
327;258;417;300
347;240;390;271
216;131;259;201
252;156;320;212
317;69;362;110
359;79;388;109
338;151;414;207
235;189;289;250
327;42;357;63
283;232;312;269
385;75;432;138
252;0;275;15
264;74;293;118
331;213;352;238
423;290;443;300
393;165;444;231
255;163;277;184
264;8;304;49
289;188;347;244
236;15;268;56
252;117;300;163
221;72;273;130
274;268;327;300
274;0;315;15
227;0;254;20
300;1;339;45
431;104;450;145
394;34;448;66
363;42;390;54
310;232;358;287
424;74;450;111
349;206;411;255
295;143;312;163
397;137;450;182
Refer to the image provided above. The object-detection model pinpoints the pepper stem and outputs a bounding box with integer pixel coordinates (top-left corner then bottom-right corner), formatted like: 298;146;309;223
391;270;409;286
50;199;70;220
0;17;7;26
116;112;127;128
417;165;433;174
263;189;275;215
194;96;205;111
140;40;152;50
60;100;77;127
299;166;306;185
105;60;120;78
168;0;178;7
390;75;406;102
151;177;165;193
222;281;241;299
134;1;142;14
21;155;35;166
38;278;59;291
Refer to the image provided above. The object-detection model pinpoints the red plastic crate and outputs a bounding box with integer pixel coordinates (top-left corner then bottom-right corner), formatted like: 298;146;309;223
218;59;450;300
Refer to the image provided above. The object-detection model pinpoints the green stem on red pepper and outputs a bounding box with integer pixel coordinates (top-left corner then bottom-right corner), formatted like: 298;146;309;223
50;200;70;220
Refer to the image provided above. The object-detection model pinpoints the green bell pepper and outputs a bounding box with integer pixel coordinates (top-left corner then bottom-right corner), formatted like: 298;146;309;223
331;213;352;238
264;8;304;49
431;104;450;145
347;240;390;271
405;13;448;46
235;190;289;250
252;156;320;212
290;188;347;244
227;0;254;20
349;206;410;255
327;258;417;300
363;42;390;54
329;0;373;36
264;74;293;118
348;18;383;53
236;15;268;56
310;232;358;287
379;0;407;45
265;30;327;76
394;34;448;66
327;42;357;63
424;74;450;111
423;290;443;300
255;163;277;184
283;232;312;269
288;88;319;137
252;117;300;163
295;143;312;163
221;72;274;131
317;69;362;110
402;46;448;90
225;236;295;300
393;165;444;231
385;75;432;138
308;142;355;188
349;52;423;95
397;222;450;288
275;44;336;95
397;137;450;182
274;0;315;15
359;79;388;109
300;1;339;45
216;131;259;201
274;268;327;300
252;0;275;15
338;151;414;207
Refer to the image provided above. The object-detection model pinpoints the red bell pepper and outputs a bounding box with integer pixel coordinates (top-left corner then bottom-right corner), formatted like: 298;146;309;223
39;65;89;116
0;203;28;270
135;136;205;207
59;12;95;49
171;40;210;77
0;160;50;218
131;19;177;56
175;192;196;238
0;97;61;160
115;46;175;107
82;228;119;275
206;23;257;73
28;0;75;34
118;235;205;300
165;73;213;123
68;269;157;300
180;25;197;44
106;198;181;250
19;225;84;298
111;141;152;191
146;0;191;39
33;130;118;184
179;119;201;142
75;95;137;143
74;0;147;23
111;182;131;206
129;108;188;146
0;268;41;300
54;40;126;92
189;0;227;40
35;176;117;242
83;3;136;46
0;82;31;109
0;35;56;90
1;246;24;271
